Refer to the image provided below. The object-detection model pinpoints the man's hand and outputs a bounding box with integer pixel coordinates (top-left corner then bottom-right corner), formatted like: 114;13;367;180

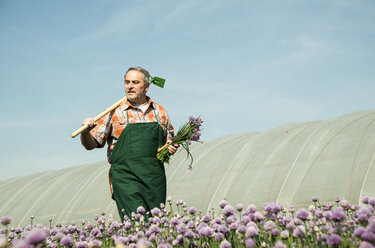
80;117;99;150
81;118;96;133
168;140;179;155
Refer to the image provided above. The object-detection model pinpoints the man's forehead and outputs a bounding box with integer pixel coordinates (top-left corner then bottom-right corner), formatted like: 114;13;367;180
125;70;143;81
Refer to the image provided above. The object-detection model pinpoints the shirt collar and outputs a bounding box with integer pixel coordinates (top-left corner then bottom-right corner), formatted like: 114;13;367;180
120;96;154;111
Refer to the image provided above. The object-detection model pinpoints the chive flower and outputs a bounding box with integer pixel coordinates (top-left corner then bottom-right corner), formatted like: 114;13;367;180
157;116;203;169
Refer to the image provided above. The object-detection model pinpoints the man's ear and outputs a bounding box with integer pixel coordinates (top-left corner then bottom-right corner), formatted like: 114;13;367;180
144;82;150;93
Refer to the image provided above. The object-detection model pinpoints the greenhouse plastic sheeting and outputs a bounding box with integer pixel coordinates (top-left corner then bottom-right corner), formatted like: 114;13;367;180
1;111;375;226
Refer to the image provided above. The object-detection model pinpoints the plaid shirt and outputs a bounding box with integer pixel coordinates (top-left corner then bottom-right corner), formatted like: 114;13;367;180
90;97;174;162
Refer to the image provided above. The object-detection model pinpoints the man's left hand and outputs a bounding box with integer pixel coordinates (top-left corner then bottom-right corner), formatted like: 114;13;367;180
168;142;179;155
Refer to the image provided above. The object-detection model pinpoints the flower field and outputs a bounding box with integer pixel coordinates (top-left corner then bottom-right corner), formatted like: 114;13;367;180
1;196;375;248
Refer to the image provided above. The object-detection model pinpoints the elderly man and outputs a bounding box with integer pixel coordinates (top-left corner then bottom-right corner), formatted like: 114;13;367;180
80;67;177;221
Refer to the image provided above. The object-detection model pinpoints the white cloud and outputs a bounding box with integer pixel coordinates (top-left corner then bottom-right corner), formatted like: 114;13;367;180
70;2;157;44
152;0;230;34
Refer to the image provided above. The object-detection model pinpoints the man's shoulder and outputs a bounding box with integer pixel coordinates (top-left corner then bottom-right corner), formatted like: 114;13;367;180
150;100;169;114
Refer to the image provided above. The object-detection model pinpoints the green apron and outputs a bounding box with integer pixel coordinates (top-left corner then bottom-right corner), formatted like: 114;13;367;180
110;110;166;221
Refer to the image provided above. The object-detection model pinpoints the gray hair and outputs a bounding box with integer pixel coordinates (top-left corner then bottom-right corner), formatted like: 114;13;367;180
125;67;150;85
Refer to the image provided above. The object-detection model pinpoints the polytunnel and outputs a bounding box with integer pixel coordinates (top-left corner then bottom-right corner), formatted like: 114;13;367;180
1;110;375;226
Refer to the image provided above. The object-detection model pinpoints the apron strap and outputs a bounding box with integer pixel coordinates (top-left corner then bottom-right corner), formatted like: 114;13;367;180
153;109;160;124
126;109;130;124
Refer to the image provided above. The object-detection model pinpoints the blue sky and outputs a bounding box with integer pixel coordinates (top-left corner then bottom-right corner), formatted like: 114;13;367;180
0;0;374;179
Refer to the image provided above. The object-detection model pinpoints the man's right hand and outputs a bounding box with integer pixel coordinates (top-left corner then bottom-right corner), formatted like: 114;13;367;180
80;118;99;150
81;118;96;134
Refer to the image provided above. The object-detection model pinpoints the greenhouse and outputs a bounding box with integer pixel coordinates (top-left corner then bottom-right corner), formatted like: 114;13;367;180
1;110;375;226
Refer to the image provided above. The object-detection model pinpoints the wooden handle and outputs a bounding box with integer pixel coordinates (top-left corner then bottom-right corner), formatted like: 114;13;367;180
71;96;127;138
157;140;172;153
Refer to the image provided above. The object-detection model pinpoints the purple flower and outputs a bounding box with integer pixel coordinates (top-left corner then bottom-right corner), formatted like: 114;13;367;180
215;232;224;241
181;216;190;223
176;234;184;244
226;215;237;224
0;216;11;226
177;224;187;234
88;239;102;248
187;221;195;229
280;230;289;238
201;215;211;222
242;216;251;225
264;203;272;212
311;196;318;202
238;225;246;233
361;231;375;242
213;217;223;225
272;203;282;213
115;236;128;245
25;228;47;245
222;205;235;216
246;226;258;237
218;225;229;234
274;240;285;248
185;230;195;239
236;203;243;212
86;223;93;231
286;222;295;230
151;207;161;216
295;208;309;221
246;204;257;213
327;234;342;246
369;198;375;207
137;239;152;248
245;238;255;248
137;231;145;238
188;207;197;215
339;199;351;209
358;214;369;222
150;225;160;234
60;235;73;246
13;240;29;248
292;225;305;237
354;227;367;238
201;227;214;237
264;220;276;230
219;200;228;209
15;227;22;234
137;206;146;215
315;209;323;218
331;207;346;222
97;216;106;224
362;196;370;204
76;241;88;248
368;218;375;232
110;221;120;230
220;240;231;248
170;217;180;226
91;228;100;237
271;228;280;236
359;241;375;248
229;222;239;230
253;211;264;221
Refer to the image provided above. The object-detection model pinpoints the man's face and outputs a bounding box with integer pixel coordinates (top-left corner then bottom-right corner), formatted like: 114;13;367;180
124;70;149;104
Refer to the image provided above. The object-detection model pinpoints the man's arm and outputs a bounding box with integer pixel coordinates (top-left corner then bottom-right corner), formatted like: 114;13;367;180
80;118;100;150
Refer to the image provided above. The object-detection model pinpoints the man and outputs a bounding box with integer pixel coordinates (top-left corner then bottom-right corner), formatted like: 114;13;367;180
80;66;178;221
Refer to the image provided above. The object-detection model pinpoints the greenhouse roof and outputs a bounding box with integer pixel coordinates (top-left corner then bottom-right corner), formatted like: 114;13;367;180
1;110;375;226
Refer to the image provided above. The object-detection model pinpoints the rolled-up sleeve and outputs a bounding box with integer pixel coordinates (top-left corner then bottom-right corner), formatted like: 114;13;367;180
165;113;174;141
90;112;113;147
